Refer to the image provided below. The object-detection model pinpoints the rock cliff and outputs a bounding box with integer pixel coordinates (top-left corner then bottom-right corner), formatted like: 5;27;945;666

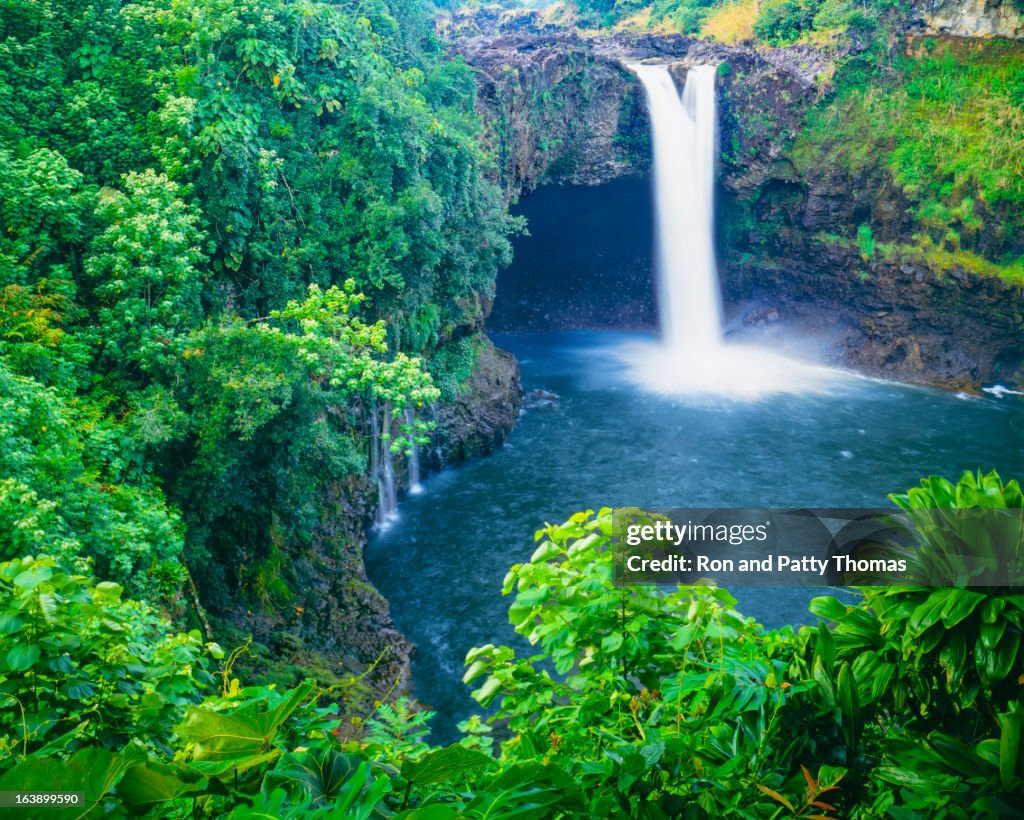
456;20;1024;388
910;0;1024;39
457;31;651;196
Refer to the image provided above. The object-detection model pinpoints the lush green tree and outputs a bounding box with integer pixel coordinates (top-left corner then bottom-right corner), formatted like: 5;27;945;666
0;0;518;629
0;360;185;596
0;556;216;760
82;170;206;379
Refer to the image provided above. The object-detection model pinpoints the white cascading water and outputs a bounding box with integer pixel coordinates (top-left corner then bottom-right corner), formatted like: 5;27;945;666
405;406;423;495
622;62;831;398
635;63;723;354
371;407;399;527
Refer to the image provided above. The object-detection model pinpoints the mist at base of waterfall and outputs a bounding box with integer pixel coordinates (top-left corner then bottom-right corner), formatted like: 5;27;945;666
617;337;843;400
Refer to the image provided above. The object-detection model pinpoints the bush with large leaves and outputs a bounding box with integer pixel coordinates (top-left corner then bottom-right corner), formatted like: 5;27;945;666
0;556;215;764
804;470;1024;815
464;508;828;817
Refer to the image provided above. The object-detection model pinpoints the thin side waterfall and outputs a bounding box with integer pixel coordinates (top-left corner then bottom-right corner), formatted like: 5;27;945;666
380;444;397;521
621;62;832;399
405;406;423;495
372;406;399;526
633;63;723;354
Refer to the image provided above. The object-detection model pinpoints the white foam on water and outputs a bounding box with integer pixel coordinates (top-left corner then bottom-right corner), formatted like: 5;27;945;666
983;384;1024;398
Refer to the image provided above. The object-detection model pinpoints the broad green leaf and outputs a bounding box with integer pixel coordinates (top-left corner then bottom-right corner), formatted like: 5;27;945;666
809;596;851;622
940;590;985;628
0;745;146;816
178;680;314;763
998;707;1024;790
6;643;40;672
0;613;23;635
12;565;53;590
980;618;1007;650
188;750;280;779
515;586;550;608
472;677;501;706
908;589;953;634
837;662;860;752
400;745;491;785
118;761;215;812
262;749;368;807
462;659;488;684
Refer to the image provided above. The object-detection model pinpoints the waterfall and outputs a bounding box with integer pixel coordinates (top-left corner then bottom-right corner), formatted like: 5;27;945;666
380;443;397;522
633;63;723;355
405;406;423;495
620;62;832;399
371;406;399;526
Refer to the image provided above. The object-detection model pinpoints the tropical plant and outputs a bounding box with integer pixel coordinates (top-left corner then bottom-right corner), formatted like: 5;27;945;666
802;470;1024;814
465;508;825;816
0;556;216;764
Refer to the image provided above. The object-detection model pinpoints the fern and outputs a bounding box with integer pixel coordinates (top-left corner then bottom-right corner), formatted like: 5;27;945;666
365;696;435;757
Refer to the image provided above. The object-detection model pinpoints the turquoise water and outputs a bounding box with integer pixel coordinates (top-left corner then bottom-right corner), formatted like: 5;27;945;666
366;331;1024;739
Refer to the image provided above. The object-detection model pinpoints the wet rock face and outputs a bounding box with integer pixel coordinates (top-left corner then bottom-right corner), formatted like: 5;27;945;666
909;0;1024;39
218;476;413;722
724;244;1024;389
457;32;652;197
431;333;523;466
463;24;1024;389
487;177;656;332
224;333;522;710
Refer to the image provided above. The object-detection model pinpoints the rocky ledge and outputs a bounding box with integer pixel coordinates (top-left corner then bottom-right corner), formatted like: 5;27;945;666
431;333;523;466
456;20;1024;389
727;243;1024;389
453;17;835;198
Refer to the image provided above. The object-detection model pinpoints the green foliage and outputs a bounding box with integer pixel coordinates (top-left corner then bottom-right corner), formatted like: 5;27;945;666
796;38;1024;269
0;360;184;595
157;282;437;608
465;509;817;816
856;224;874;261
112;0;515;323
803;470;1024;815
644;0;720;34
261;748;392;816
1;473;1023;816
0;0;515;626
576;0;898;40
83;170;205;378
0;556;215;763
428;335;477;401
752;0;817;45
365;696;435;759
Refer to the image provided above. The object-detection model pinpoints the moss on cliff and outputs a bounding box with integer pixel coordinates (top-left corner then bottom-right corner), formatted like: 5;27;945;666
793;36;1024;274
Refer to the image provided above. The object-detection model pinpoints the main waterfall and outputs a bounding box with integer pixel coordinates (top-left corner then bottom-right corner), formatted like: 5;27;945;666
634;63;722;355
623;62;831;398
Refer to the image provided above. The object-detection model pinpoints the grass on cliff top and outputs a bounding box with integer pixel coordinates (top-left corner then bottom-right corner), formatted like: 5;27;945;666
700;0;759;44
792;36;1024;277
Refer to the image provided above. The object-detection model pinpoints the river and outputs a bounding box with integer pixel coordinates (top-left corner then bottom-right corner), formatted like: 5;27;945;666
366;330;1024;740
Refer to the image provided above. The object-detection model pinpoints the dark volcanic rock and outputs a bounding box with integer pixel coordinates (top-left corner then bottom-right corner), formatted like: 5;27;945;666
457;32;651;196
461;23;1024;389
430;333;523;466
455;26;830;198
724;242;1024;388
488;177;656;332
219;476;412;729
